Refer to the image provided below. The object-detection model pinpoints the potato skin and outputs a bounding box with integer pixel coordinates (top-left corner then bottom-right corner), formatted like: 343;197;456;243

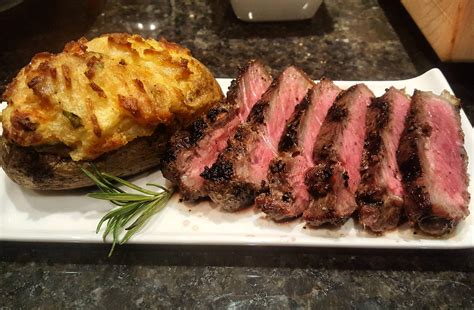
0;127;171;190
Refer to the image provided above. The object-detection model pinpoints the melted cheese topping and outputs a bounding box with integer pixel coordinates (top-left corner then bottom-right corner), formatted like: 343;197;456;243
2;33;222;160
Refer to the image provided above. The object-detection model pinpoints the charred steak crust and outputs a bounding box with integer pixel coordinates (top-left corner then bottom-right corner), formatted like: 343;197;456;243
161;101;232;165
247;100;268;124
200;149;235;182
200;126;259;207
256;79;341;221
256;155;296;220
162;60;258;165
161;97;235;180
397;90;470;236
304;84;374;226
397;98;437;229
203;66;314;211
356;88;411;233
278;90;312;153
199;119;259;207
162;60;272;200
256;95;311;220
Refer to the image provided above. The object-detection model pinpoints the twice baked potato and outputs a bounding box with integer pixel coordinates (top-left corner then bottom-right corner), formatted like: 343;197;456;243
0;33;223;190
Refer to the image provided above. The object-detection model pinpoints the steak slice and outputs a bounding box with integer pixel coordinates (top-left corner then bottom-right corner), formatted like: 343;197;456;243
256;79;341;220
162;60;272;200
397;90;470;236
356;87;411;232
202;66;314;210
304;84;374;226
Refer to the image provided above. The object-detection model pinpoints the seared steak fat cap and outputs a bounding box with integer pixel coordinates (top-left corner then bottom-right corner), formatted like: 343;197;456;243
304;84;374;226
397;90;470;236
356;87;411;233
162;60;272;200
202;66;314;211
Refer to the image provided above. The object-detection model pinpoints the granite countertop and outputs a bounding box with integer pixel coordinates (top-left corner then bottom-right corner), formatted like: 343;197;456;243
1;0;473;308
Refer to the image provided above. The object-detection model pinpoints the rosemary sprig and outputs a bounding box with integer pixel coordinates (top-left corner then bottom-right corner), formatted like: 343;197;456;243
81;165;174;256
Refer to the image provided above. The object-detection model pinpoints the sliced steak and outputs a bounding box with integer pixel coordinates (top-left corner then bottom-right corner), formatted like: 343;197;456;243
356;87;411;232
304;84;374;226
202;66;314;210
162;60;272;200
397;90;470;236
256;79;341;220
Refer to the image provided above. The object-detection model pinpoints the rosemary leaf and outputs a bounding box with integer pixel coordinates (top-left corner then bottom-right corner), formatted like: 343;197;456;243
102;173;158;195
102;217;115;242
121;227;139;245
146;183;170;192
82;164;174;257
80;167;111;192
96;201;140;228
90;166;125;193
88;192;156;201
126;198;162;231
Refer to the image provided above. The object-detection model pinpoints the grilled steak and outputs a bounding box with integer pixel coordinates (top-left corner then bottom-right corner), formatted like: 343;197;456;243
256;79;341;220
397;90;470;236
304;84;374;226
202;66;314;210
356;87;411;232
162;60;272;200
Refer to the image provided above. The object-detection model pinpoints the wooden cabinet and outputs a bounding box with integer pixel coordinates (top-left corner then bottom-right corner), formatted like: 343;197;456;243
401;0;474;61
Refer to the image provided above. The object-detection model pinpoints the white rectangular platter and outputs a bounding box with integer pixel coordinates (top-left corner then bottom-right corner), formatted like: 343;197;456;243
1;68;473;249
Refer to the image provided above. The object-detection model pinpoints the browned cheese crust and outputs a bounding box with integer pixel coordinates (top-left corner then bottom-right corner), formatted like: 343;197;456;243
0;33;223;189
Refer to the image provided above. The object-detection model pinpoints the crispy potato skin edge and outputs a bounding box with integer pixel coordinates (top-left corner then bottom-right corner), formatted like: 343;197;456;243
0;129;171;190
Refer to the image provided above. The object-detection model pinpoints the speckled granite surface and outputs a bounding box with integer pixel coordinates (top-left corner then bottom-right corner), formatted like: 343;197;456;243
0;0;473;308
2;244;474;308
